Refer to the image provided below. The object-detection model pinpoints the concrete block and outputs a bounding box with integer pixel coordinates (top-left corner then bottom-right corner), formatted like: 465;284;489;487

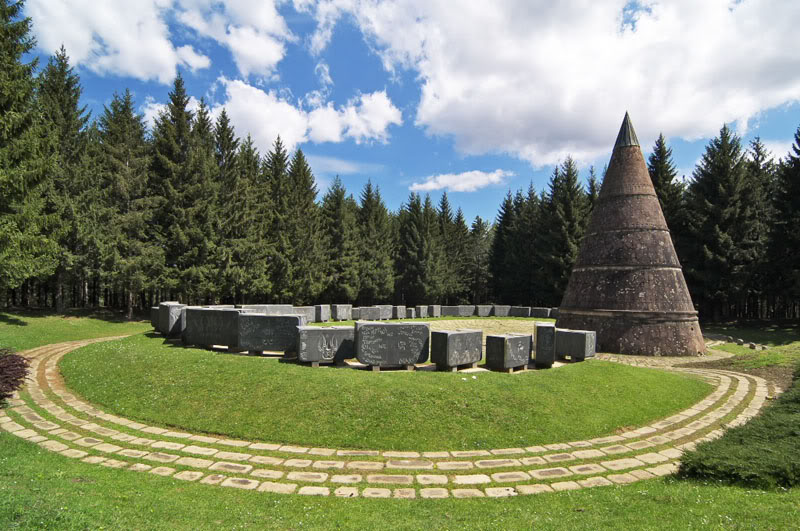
183;307;240;348
351;308;361;320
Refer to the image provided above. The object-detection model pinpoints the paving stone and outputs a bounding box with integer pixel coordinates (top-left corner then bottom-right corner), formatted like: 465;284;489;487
257;481;297;494
162;431;192;439
31;421;60;431
209;462;253;474
568;441;593;448
249;456;283;466
175;457;214;468
578;476;613;488
251;469;284;479
386;459;434;470
189;435;219;444
311;460;345;470
100;459;128;469
331;475;362;484
74;437;103;447
393;488;416;499
491;471;530;483
39;440;69;452
453;474;491;485
490;448;525;455
572;449;606;459
142;426;167;435
520;456;547;466
334;487;359;497
284;459;313;468
607;473;639;484
450;450;491;458
544;443;571;451
420;488;449;498
299;486;330;496
215;451;252;462
150;467;176;477
144;452;179;463
452;488;485;498
57;431;82;441
287;472;328;483
60;449;88;459
279;445;309;454
626;441;655;450
417;474;448;485
152;441;185;451
383;451;421;458
422;452;450;459
127;422;147;431
110;434;137;442
525;446;547;453
130;438;156;446
249;442;281;451
218;439;251;448
529;467;572;480
347;461;384;471
569;463;607;475
647;464;678;477
28;435;48;443
600;445;631;455
81;456;107;464
221;478;260;490
630;469;656;480
129;463;153;472
436;461;473;471
362;488;392;498
544;453;574;463
551;481;581;491
337;450;380;457
637;452;669;464
590;436;625;444
517;483;554;495
93;443;123;453
174;471;204;481
367;474;413;485
601;458;646;471
475;459;520;469
118;449;149;458
660;448;683;459
308;448;336;456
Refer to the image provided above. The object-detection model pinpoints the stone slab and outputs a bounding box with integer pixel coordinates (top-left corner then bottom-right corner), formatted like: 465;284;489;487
237;304;294;316
183;307;241;348
238;314;306;353
376;305;393;320
355;321;430;366
159;302;186;338
475;305;492;317
392;306;406;319
530;307;551;318
315;305;331;323
431;329;482;369
485;334;531;370
415;306;428;318
534;323;556;369
555;329;596;361
358;307;381;321
150;307;159;331
292;306;316;323
351;308;361;320
297;325;354;363
331;304;352;321
405;308;416;319
428;305;441;318
492;305;511;317
509;306;531;317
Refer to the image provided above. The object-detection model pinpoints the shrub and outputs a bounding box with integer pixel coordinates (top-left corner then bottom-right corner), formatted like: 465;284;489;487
678;363;800;489
0;348;29;404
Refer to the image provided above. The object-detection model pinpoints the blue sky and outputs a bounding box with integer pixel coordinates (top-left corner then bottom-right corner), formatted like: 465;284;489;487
25;0;800;223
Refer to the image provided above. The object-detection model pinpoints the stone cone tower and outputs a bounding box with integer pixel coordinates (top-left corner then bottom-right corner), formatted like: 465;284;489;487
555;112;705;356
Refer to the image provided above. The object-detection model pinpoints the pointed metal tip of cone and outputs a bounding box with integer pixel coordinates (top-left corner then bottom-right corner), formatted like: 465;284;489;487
614;111;640;149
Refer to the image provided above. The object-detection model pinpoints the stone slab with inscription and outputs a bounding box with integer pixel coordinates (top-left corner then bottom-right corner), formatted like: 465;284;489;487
355;322;430;367
239;314;307;353
485;334;531;370
297;326;355;363
431;330;482;370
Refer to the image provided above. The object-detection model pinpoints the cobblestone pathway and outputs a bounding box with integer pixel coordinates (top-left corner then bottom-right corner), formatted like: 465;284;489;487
1;337;778;500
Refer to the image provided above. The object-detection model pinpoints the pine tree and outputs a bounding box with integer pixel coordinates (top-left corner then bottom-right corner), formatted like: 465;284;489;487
488;191;515;302
769;125;800;314
647;133;687;256
422;194;446;302
685;125;756;320
239;135;273;300
0;0;58;293
436;192;459;303
467;216;492;303
320;177;360;302
587;166;600;212
356;181;394;304
451;208;472;302
507;183;540;304
395;193;426;305
264;136;293;302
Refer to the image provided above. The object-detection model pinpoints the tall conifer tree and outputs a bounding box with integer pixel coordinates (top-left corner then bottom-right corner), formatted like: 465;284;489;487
769;125;800;313
320;177;360;302
356;181;394;304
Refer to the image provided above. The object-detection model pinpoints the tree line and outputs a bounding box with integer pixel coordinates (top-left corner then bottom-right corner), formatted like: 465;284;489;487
2;2;799;321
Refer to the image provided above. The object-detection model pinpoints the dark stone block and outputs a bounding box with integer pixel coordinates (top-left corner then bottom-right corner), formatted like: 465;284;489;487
405;308;416;319
492;305;511;317
458;305;476;317
376;305;393;320
292;306;316;323
550;308;559;318
297;326;354;363
238;314;307;353
428;305;441;318
509;306;532;317
415;305;428;318
355;322;430;367
485;334;531;370
183;307;241;348
555;329;596;361
351;308;361;320
534;323;556;368
359;307;381;321
393;306;406;319
236;304;294;315
315;305;331;323
531;307;551;318
150;307;159;331
332;304;352;321
441;306;459;317
431;330;482;369
159;302;186;338
475;305;492;317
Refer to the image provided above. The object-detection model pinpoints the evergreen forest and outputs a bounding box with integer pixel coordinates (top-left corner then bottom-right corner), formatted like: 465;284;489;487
2;3;800;321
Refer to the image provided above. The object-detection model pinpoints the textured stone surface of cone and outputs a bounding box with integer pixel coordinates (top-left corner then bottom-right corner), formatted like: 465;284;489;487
556;112;704;356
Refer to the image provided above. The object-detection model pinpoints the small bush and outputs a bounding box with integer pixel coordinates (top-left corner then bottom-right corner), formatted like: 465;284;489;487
678;363;800;489
0;347;29;404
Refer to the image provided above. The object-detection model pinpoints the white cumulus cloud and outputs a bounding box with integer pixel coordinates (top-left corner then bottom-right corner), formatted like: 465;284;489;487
410;169;513;192
300;0;800;166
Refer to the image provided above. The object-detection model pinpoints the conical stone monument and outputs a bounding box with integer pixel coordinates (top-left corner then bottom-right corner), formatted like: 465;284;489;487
555;112;705;356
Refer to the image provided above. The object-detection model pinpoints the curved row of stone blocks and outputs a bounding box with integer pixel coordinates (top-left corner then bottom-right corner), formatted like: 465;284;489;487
1;338;774;500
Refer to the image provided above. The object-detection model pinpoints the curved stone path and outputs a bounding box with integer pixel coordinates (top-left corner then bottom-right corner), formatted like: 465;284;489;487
0;337;778;500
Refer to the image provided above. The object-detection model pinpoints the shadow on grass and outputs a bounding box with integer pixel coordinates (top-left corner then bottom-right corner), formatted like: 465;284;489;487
704;321;800;347
1;307;148;325
0;313;27;326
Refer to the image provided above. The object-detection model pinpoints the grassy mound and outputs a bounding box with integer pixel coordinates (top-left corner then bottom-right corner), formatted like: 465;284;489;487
679;363;800;489
60;333;711;450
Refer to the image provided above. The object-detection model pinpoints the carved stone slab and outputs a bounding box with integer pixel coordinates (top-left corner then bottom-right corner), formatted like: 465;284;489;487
492;305;511;317
415;306;428;318
355;322;430;367
555;329;596;361
332;304;352;321
297;326;355;363
315;305;331;323
159;302;186;338
376;305;393;320
534;323;556;369
359;307;381;321
441;306;460;317
392;306;406;319
485;334;531;370
405;308;416;319
428;305;441;318
531;307;552;318
236;304;293;316
475;305;492;317
292;306;316;323
239;314;307;353
183;307;241;348
351;308;361;320
431;330;482;369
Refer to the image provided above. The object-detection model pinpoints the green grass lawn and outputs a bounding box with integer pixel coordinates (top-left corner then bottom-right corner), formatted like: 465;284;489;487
58;333;710;450
2;432;799;530
0;308;150;351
